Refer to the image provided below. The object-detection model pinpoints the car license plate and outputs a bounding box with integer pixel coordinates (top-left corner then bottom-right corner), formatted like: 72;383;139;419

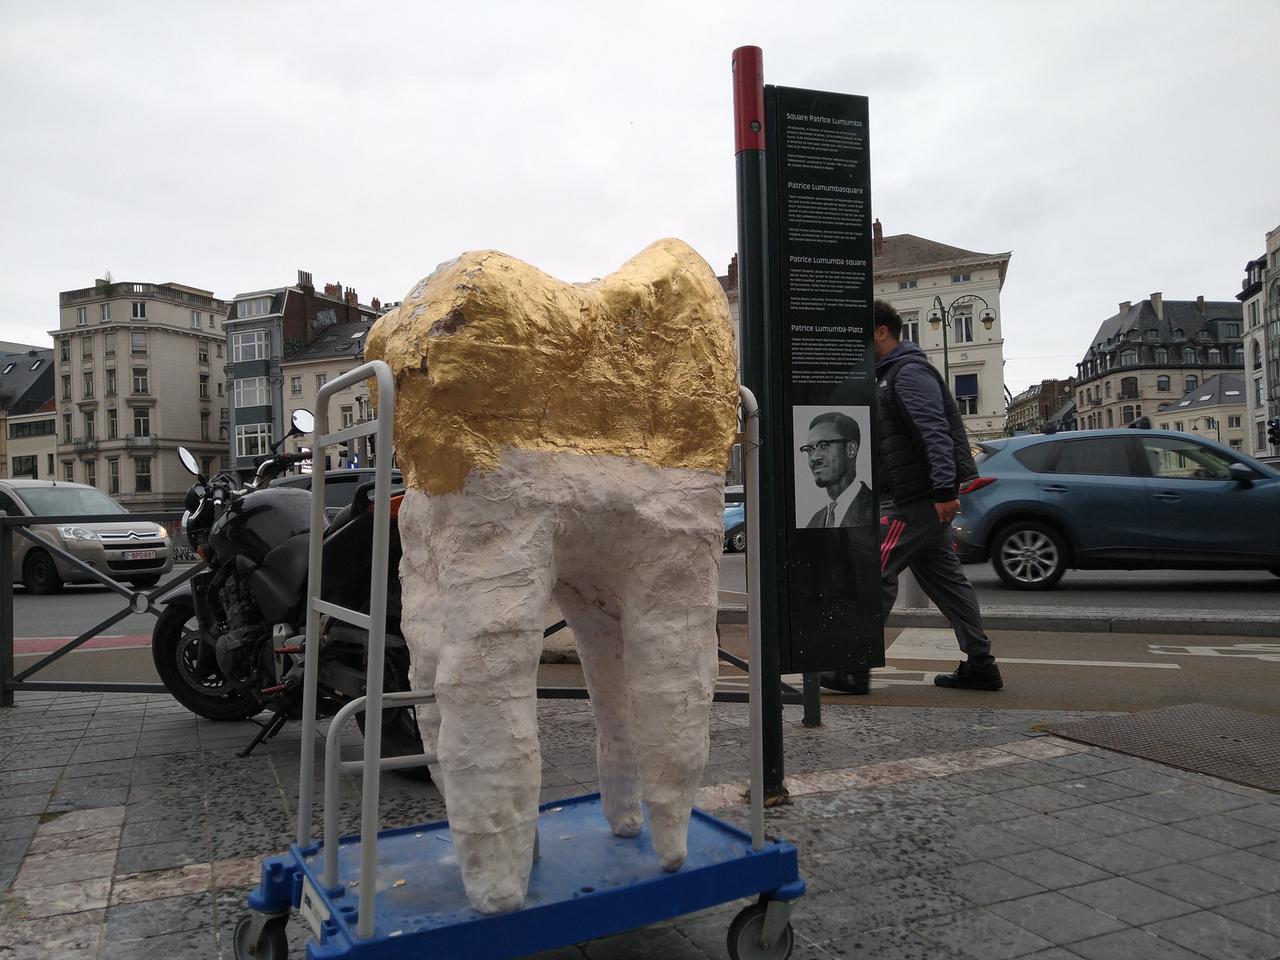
299;875;329;939
122;550;157;561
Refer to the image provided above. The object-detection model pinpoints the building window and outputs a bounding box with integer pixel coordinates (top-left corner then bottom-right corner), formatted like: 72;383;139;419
220;407;228;424
950;273;971;284
1256;377;1266;406
134;457;152;493
1230;439;1242;451
76;306;87;326
233;376;269;407
63;461;74;482
1207;348;1221;364
200;411;211;441
231;330;268;362
131;332;147;355
100;302;111;323
107;408;118;439
62;413;72;443
1106;409;1114;427
1254;342;1264;370
81;335;93;360
1229;415;1242;429
84;460;96;488
1182;347;1196;363
199;374;210;401
216;342;223;358
106;368;116;396
60;339;70;362
132;301;146;320
316;373;328;390
897;279;917;290
191;310;202;329
217;382;223;396
1233;345;1244;365
1174;420;1183;431
1120;376;1137;399
340;405;355;428
104;331;115;357
209;314;216;329
1156;375;1170;391
1258;420;1268;449
1143;328;1158;341
291;376;303;396
1154;347;1168;364
236;423;272;458
1105;381;1112;399
132;368;149;394
47;453;54;475
133;408;150;437
82;411;94;438
954;374;978;415
61;374;71;400
953;310;975;344
108;458;119;493
10;455;36;478
1184;375;1198;393
82;372;93;399
198;342;209;364
1122;405;1135;424
1173;328;1184;339
236;297;272;319
1120;350;1137;366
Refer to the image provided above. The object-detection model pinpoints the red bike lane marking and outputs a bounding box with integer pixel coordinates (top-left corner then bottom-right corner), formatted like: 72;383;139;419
14;635;152;654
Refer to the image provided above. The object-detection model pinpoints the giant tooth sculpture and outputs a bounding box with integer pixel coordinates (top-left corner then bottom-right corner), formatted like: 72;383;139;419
365;239;739;914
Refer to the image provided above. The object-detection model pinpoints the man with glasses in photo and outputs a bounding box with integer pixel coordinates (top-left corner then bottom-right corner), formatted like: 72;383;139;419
802;412;875;529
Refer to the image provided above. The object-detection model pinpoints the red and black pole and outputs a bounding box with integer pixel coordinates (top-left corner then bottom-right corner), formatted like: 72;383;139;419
733;46;787;801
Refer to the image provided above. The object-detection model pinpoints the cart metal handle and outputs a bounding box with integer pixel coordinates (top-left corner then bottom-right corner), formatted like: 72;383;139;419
739;385;765;852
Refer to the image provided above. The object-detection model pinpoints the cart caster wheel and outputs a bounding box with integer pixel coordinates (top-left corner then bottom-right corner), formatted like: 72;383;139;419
727;903;794;960
233;916;289;960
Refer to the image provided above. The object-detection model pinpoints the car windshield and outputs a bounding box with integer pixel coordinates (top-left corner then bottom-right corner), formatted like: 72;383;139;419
14;487;127;517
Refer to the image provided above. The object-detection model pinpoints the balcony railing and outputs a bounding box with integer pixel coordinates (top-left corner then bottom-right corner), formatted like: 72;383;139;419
124;434;156;449
72;438;98;453
60;282;225;311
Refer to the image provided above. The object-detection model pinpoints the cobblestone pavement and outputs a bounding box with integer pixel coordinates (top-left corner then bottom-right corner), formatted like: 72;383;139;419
1;693;1278;959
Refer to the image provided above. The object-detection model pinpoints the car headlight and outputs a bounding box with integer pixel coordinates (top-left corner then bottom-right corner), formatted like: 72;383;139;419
155;524;170;540
57;525;100;542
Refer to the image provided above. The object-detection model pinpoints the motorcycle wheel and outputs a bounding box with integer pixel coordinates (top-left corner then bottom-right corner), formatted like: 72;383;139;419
355;647;432;782
152;601;261;722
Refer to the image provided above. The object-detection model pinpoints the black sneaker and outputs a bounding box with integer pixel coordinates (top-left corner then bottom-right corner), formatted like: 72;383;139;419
819;671;870;695
934;661;1003;691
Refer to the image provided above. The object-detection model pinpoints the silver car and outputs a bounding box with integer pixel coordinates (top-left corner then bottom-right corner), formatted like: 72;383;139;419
0;479;173;593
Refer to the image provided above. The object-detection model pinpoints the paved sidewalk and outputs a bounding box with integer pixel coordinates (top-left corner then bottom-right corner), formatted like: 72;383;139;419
1;692;1278;959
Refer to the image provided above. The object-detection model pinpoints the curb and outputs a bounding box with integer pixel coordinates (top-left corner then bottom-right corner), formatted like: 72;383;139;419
714;606;1280;638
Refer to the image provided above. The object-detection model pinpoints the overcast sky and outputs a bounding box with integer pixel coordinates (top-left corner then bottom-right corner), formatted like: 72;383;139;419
2;1;1277;393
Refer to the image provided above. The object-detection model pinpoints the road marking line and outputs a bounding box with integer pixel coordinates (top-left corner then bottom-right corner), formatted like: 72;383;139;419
888;627;1180;670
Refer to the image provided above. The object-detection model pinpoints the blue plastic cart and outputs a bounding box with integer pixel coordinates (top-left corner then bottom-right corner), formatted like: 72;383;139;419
233;373;804;959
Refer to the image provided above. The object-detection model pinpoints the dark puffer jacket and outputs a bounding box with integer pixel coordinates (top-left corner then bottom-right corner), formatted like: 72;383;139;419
875;341;977;505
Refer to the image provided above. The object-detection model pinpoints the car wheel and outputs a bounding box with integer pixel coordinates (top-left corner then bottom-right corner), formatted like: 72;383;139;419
729;528;747;553
130;575;161;588
991;521;1067;590
23;549;64;595
152;602;261;721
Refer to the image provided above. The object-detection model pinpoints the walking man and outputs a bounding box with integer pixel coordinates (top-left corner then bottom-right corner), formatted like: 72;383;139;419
821;300;1002;693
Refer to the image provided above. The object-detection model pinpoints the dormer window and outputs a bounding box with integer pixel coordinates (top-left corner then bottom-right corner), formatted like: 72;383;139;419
1143;329;1158;341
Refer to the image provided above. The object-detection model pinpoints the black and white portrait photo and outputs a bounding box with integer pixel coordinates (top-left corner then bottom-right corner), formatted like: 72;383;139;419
792;405;874;531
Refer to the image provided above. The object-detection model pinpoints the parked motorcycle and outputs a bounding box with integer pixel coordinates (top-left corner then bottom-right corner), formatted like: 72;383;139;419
153;409;425;768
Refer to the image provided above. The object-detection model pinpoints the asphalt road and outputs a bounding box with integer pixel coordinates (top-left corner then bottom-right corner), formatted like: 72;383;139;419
719;552;1280;613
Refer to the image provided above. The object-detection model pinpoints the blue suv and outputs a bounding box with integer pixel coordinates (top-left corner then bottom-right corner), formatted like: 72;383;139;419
952;429;1280;589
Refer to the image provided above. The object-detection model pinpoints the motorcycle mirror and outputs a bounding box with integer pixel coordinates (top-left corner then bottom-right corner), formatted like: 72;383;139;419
291;409;315;435
177;446;201;477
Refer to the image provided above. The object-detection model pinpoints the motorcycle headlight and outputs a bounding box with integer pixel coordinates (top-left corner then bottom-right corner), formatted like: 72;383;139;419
180;510;191;535
57;525;100;542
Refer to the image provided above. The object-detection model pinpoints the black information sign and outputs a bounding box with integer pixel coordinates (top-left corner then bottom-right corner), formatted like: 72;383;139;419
763;85;883;675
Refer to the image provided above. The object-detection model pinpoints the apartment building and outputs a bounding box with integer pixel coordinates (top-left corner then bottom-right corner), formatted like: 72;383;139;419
872;221;1011;441
1150;373;1246;451
1;348;55;479
224;271;384;481
1074;294;1243;432
1240;224;1280;462
51;280;228;510
1006;378;1076;435
280;320;376;469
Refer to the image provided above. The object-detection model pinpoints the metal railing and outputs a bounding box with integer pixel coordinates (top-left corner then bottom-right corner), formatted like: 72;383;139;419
0;511;204;705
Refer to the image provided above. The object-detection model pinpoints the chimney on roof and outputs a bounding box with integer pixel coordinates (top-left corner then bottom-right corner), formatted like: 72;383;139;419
345;288;358;307
727;254;738;290
873;218;884;257
297;270;313;291
324;283;338;297
371;297;381;311
1118;300;1131;316
1196;295;1205;314
1149;292;1163;320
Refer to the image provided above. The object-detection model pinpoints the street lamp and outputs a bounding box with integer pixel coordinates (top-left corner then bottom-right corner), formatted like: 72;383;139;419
927;294;997;389
1189;415;1221;443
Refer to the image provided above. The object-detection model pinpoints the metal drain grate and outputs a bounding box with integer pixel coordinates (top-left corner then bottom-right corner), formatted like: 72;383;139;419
1050;703;1280;793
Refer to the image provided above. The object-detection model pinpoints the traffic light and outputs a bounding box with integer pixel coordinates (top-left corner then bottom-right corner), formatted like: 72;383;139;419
1267;418;1280;447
